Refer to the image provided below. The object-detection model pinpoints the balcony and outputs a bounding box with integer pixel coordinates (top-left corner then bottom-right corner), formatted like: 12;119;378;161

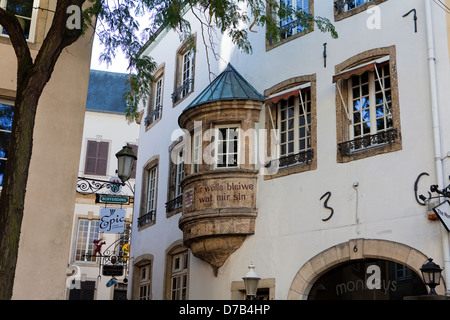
172;78;194;103
137;210;155;228
144;105;161;127
165;195;183;212
265;149;314;169
338;128;398;156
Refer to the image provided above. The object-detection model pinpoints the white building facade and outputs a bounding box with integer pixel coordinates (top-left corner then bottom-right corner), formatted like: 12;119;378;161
67;70;140;300
128;0;450;300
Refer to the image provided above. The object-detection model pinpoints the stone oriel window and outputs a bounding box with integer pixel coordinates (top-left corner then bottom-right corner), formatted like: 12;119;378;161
145;63;165;130
334;0;388;22
264;74;317;180
172;35;196;105
333;46;401;163
215;125;240;168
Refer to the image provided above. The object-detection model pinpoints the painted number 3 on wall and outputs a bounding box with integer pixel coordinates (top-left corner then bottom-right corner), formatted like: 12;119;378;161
320;192;334;222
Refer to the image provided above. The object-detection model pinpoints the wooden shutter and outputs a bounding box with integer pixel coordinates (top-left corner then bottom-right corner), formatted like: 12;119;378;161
84;140;109;175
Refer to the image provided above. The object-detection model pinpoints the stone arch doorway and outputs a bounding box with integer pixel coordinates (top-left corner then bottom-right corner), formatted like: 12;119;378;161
287;239;429;300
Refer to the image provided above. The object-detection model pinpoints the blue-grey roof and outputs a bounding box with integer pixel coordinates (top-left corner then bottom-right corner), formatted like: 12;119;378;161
185;64;264;110
86;70;129;114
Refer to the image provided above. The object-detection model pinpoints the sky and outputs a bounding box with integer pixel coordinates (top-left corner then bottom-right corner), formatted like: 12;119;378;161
90;34;130;74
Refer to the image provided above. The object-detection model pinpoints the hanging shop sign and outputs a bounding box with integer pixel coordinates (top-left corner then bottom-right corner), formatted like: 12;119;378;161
433;201;450;231
96;194;130;205
99;207;126;233
102;265;124;277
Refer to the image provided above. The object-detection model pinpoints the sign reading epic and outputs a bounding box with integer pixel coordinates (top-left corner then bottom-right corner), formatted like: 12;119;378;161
99;207;126;233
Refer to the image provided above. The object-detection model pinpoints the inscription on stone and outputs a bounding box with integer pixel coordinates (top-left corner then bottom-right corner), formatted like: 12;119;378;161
196;182;254;204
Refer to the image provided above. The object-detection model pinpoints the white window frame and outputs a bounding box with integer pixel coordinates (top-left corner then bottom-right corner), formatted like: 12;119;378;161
344;0;374;12
146;166;157;216
139;263;152;300
175;148;184;198
155;78;163;110
277;88;311;158
279;0;309;39
171;251;189;300
0;0;39;42
214;125;240;169
347;63;392;141
192;130;202;173
74;219;100;263
181;50;194;98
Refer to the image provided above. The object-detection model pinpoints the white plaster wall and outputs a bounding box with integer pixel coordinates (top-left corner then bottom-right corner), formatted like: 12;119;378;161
69;109;139;299
130;0;450;300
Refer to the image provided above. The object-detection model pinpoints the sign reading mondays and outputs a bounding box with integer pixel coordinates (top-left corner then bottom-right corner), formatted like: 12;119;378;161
100;207;126;233
433;201;450;231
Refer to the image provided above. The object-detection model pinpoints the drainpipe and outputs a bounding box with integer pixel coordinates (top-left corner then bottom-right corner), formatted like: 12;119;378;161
424;0;450;294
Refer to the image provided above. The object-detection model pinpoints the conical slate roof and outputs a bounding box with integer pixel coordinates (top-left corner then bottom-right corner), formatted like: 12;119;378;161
185;63;264;110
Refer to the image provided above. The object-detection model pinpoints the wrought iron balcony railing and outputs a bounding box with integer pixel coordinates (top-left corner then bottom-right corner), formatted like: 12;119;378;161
137;210;155;227
165;195;183;212
338;128;398;156
172;78;194;103
265;149;314;169
144;105;161;127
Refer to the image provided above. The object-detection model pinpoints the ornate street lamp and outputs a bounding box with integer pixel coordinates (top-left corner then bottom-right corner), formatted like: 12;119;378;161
115;145;137;184
243;263;260;300
420;258;443;295
77;145;137;195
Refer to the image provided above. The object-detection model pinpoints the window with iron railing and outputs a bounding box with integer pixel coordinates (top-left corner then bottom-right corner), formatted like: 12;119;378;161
173;38;196;104
139;164;157;227
333;47;401;162
166;146;184;214
146;73;163;128
338;62;396;155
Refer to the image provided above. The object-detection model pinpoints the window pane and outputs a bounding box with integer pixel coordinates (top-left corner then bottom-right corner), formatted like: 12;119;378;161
74;220;100;262
0;131;11;159
0;104;13;131
6;1;33;17
0;159;6;186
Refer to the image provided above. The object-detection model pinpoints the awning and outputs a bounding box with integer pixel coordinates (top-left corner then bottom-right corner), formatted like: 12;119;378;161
265;82;311;104
332;56;389;83
265;89;300;104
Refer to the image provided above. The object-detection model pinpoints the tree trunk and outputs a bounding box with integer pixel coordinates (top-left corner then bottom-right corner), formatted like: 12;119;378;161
0;85;39;300
0;0;86;299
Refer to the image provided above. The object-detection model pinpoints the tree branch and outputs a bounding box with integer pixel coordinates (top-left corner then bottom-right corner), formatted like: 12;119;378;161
32;0;86;91
0;7;33;74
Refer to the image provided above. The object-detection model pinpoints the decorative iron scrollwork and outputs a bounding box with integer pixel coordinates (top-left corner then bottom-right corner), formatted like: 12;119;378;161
77;176;135;195
265;149;314;169
82;226;131;282
172;78;194;103
144;105;161;126
165;195;183;212
338;129;398;156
